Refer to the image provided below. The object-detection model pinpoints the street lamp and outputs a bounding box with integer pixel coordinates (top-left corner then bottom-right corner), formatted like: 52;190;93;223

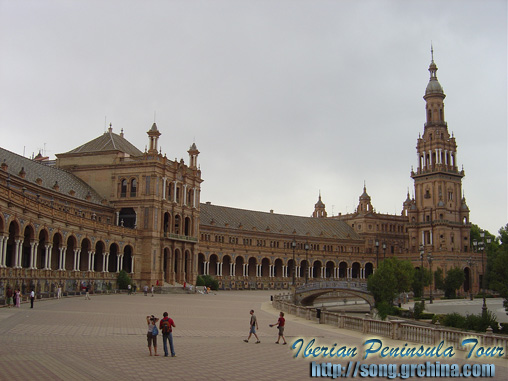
473;231;491;316
375;240;379;268
382;242;387;260
304;242;310;284
419;244;425;303
427;252;433;304
291;239;297;287
466;256;474;301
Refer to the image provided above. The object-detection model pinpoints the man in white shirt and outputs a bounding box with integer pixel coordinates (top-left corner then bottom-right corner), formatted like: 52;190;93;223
30;290;35;308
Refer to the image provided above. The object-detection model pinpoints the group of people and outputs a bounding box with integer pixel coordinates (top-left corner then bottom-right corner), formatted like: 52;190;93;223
4;287;36;308
244;309;287;345
146;312;176;357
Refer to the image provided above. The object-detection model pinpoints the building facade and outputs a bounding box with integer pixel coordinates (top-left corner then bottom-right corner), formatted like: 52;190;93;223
0;55;476;297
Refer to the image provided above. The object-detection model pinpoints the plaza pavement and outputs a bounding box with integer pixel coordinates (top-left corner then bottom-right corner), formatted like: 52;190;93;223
0;291;507;381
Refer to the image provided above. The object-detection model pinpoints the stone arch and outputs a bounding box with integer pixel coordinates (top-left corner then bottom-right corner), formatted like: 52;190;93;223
365;262;374;278
339;261;347;278
120;178;127;197
222;255;232;276
108;242;119;272
21;224;35;268
94;240;105;272
287;258;296;280
209;254;218;276
248;257;257;277
312;260;322;279
6;220;20;267
261;257;270;277
325;260;334;278
80;238;91;271
118;208;136;228
51;232;62;270
164;247;174;281
300;259;309;282
274;258;283;278
65;235;77;271
351;262;361;278
174;248;181;283
174;214;181;235
130;178;137;197
235;256;244;276
197;252;205;275
123;244;133;273
184;216;192;236
37;228;49;269
163;212;171;234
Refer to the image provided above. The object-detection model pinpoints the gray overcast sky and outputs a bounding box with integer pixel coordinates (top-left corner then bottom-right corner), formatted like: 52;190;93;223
0;0;506;235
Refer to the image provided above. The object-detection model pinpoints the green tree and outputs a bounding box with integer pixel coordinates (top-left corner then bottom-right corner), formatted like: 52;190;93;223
117;269;132;290
490;223;508;313
367;258;415;316
412;267;431;298
434;267;445;291
442;267;465;298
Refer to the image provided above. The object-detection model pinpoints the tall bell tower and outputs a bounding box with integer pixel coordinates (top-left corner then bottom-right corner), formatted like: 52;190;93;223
407;49;470;256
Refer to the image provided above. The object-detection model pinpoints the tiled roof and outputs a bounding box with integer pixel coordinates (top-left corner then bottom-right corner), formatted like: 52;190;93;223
62;130;143;157
200;203;361;240
0;147;104;204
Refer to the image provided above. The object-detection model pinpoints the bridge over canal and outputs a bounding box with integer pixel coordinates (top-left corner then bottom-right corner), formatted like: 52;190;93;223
294;280;374;309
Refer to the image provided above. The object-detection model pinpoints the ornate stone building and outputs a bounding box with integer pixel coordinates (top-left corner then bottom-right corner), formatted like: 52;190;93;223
0;54;476;297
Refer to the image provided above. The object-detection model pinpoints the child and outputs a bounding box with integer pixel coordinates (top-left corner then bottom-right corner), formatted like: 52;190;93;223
270;311;287;345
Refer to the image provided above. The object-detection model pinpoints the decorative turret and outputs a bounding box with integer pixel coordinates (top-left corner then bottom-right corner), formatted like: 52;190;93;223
147;123;161;155
188;142;200;169
312;192;327;218
356;183;373;214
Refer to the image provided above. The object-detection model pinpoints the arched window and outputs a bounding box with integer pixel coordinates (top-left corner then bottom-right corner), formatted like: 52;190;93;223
120;179;127;197
130;179;137;197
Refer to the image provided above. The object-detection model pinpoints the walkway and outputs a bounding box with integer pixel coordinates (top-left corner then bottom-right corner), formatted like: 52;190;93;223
0;291;507;380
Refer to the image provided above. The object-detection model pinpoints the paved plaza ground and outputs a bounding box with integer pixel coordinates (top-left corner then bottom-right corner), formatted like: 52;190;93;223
1;291;507;380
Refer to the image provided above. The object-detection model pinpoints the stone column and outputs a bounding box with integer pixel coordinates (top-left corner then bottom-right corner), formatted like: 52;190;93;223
216;261;220;276
29;241;37;269
130;256;134;273
102;252;108;272
58;247;65;270
0;235;7;267
45;244;52;269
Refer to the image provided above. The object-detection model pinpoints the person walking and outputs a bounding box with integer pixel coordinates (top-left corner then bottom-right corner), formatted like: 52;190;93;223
30;289;35;309
151;285;154;297
143;285;148;296
5;286;13;308
159;311;176;357
57;284;62;299
146;315;159;356
85;285;91;300
270;311;287;344
14;289;21;307
243;309;260;343
128;284;132;295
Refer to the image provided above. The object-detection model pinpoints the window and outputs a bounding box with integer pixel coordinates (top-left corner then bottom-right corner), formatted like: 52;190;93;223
130;179;137;197
120;179;127;197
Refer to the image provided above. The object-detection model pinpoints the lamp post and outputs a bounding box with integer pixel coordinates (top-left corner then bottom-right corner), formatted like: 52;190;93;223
304;242;309;284
427;252;433;304
419;244;425;303
375;240;379;268
466;256;474;301
473;231;491;316
291;239;296;287
382;242;387;260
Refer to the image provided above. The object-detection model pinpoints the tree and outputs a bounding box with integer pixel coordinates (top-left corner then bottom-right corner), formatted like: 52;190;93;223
442;267;465;298
367;258;415;307
412;267;431;298
117;269;132;290
490;223;508;313
434;267;445;291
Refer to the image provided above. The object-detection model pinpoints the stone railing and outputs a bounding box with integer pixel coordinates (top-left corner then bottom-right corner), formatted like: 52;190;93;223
272;294;508;359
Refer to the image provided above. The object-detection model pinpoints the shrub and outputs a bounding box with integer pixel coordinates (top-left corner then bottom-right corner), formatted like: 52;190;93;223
442;312;466;329
117;270;131;290
196;275;219;290
413;301;425;319
375;301;394;320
